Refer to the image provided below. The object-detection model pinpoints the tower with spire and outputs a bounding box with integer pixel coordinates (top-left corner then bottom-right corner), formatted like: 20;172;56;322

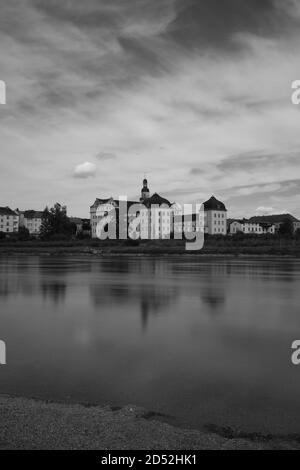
140;177;150;202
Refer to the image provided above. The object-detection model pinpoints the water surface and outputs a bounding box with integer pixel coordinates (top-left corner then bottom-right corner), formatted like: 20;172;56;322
1;255;300;433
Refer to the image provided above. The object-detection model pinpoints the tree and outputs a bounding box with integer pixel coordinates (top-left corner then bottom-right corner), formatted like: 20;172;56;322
18;226;30;241
40;206;52;239
279;219;294;238
40;203;76;240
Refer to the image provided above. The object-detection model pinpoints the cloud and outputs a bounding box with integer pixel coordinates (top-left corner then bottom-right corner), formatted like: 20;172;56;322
0;0;300;217
73;162;96;179
217;151;300;173
255;206;275;215
222;179;300;218
167;0;300;50
223;179;300;198
96;152;117;161
255;206;289;215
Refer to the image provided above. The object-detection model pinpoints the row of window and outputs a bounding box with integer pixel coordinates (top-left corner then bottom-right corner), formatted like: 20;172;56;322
214;220;225;225
92;212;225;219
231;226;274;233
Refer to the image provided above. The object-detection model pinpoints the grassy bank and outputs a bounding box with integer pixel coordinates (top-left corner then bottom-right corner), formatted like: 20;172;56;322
0;236;299;256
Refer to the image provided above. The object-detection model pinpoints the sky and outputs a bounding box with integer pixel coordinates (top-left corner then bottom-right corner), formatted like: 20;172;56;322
1;0;300;218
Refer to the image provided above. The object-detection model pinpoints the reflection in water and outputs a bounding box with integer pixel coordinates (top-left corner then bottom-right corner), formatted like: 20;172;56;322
1;255;300;433
40;282;66;304
139;286;176;331
0;257;94;303
201;289;225;311
197;263;226;313
89;257;179;331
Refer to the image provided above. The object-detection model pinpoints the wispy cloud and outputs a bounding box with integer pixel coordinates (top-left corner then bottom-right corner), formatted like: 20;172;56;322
96;152;117;161
217;151;300;174
254;206;288;215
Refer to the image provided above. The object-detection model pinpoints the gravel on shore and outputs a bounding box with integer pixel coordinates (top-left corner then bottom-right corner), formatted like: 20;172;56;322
0;395;299;450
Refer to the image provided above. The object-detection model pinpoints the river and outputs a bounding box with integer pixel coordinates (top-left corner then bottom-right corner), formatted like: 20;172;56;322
0;255;300;434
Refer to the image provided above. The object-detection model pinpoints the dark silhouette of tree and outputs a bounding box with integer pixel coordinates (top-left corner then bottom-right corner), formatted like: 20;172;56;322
40;203;76;240
279;219;294;238
18;226;30;240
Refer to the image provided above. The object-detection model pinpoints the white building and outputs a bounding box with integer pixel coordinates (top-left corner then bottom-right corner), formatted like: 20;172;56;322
0;207;19;233
203;196;227;235
173;207;203;236
90;179;174;240
229;219;276;235
19;210;43;236
248;214;300;233
90;197;130;239
91;186;227;239
139;188;173;240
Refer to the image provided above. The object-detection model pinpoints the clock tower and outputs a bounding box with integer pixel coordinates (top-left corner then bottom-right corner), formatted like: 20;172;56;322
140;178;150;202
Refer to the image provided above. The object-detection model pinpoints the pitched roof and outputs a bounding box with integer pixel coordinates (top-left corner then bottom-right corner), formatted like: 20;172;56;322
203;196;227;212
0;206;18;216
23;210;43;219
229;218;248;224
248;214;299;224
91;198;140;210
90;197;115;209
91;193;172;211
142;193;172;208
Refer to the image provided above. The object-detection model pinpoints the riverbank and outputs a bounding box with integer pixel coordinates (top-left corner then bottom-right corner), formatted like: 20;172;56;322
0;395;299;450
0;238;299;256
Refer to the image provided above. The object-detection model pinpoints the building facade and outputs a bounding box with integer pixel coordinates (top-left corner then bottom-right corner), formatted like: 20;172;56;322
90;180;174;240
19;210;43;236
91;197;132;239
69;217;91;236
0;207;19;233
229;219;276;235
248;214;300;233
203;196;227;235
91;181;227;240
140;191;173;239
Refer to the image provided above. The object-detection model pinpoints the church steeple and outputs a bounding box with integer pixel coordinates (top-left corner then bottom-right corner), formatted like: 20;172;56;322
140;177;150;201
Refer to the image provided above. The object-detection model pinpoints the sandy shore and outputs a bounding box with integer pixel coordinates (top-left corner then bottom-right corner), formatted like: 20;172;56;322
0;395;299;450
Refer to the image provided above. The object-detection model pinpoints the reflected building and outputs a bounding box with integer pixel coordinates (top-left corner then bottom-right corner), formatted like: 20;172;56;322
89;257;179;331
40;281;66;304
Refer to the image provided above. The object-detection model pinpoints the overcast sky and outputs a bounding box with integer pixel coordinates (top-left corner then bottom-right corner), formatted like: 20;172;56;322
1;0;300;217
